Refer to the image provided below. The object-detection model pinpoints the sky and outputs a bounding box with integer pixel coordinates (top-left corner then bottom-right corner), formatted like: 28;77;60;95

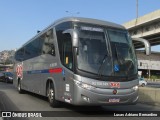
0;0;160;52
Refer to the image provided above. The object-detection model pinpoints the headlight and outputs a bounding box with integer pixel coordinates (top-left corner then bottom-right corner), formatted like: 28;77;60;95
81;83;95;90
132;85;139;91
74;80;96;90
8;77;13;79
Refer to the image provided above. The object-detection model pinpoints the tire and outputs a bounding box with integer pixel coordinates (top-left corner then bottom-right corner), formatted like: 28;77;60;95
5;78;8;83
47;83;59;107
141;83;145;87
18;80;24;94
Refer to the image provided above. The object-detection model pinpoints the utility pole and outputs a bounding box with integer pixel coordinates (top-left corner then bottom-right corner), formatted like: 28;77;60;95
136;0;139;18
135;0;139;26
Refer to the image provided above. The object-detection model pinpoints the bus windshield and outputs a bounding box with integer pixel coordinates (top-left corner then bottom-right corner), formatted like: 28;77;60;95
77;26;113;76
108;29;137;77
76;25;137;78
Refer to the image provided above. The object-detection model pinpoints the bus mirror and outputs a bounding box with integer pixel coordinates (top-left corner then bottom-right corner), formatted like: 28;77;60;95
63;29;79;47
132;37;151;55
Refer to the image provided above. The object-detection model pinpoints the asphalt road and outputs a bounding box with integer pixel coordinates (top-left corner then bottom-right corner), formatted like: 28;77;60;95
0;82;160;120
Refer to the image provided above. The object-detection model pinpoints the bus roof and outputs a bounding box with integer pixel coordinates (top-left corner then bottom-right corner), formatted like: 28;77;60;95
18;17;125;49
54;17;125;29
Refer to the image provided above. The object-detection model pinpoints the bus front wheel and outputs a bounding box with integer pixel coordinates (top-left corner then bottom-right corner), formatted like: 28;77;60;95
47;83;59;107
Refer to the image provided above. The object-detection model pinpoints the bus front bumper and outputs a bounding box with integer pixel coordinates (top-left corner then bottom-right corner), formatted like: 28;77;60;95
72;81;139;106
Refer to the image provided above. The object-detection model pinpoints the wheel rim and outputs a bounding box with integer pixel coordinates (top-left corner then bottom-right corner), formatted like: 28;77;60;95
49;88;54;101
18;82;21;91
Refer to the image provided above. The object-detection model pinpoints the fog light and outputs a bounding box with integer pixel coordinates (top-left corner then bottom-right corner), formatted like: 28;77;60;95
81;95;90;102
132;85;139;91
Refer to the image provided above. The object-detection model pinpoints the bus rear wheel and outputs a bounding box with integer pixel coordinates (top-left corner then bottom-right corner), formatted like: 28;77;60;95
47;83;59;107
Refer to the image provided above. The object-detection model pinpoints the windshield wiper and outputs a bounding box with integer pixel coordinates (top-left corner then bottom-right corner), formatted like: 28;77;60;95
97;54;110;79
126;59;134;75
126;46;135;74
115;44;125;65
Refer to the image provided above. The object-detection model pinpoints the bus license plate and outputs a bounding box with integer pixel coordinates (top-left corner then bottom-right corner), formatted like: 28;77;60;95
109;98;120;103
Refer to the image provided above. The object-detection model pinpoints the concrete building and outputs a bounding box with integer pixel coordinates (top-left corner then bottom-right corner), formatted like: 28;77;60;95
136;51;160;78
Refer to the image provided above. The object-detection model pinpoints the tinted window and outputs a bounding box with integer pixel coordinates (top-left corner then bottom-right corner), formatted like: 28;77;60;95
5;72;13;77
25;39;41;59
15;48;25;61
108;29;128;43
62;34;73;70
55;22;72;62
0;73;4;77
24;38;43;60
42;29;55;56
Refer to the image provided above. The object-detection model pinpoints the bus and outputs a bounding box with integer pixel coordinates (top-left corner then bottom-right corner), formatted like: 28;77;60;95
13;17;148;107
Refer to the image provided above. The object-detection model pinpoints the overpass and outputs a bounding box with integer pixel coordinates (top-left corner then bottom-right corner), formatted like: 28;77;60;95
123;9;160;49
0;64;13;71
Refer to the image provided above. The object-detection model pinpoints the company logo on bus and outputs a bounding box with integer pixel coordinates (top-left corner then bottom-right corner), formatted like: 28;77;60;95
113;89;118;95
16;64;23;79
109;82;120;88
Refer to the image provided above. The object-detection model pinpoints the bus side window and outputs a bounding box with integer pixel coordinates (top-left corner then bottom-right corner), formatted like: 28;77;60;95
15;48;25;61
63;34;73;70
43;42;55;56
55;22;73;70
42;29;55;56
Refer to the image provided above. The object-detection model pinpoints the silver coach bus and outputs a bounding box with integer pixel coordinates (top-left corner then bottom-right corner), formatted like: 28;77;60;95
14;17;144;107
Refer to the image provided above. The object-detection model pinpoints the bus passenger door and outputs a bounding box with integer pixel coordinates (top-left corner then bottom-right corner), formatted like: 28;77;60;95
60;34;74;103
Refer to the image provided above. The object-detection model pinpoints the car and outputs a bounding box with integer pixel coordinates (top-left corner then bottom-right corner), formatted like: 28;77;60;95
0;72;5;82
0;72;13;83
139;77;147;87
4;72;13;83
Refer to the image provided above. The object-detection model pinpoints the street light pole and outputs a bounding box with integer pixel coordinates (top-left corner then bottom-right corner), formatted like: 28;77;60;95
136;0;139;18
65;11;80;17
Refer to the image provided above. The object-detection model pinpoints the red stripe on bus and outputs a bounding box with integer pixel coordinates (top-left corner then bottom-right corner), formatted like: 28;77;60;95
49;68;62;73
